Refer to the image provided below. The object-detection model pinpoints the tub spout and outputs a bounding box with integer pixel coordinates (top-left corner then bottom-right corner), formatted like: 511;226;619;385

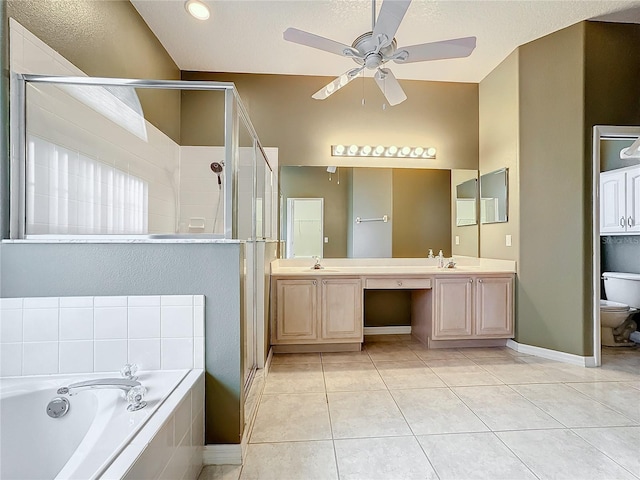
57;378;147;411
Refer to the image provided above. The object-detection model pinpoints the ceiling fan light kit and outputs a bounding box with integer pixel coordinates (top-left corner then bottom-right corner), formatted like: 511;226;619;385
332;144;436;159
185;0;210;20
284;0;476;106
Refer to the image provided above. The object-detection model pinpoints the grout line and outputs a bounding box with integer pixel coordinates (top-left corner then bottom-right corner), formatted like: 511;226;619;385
491;430;543;480
320;358;341;480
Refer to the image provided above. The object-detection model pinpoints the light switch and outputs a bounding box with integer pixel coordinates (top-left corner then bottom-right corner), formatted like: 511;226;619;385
324;237;329;243
506;234;512;247
455;235;460;245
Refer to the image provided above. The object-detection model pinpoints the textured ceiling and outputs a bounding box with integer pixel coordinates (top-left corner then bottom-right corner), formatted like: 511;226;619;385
131;0;640;83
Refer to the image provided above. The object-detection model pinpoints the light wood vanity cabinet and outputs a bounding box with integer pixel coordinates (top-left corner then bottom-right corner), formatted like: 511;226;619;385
433;275;514;340
272;277;362;345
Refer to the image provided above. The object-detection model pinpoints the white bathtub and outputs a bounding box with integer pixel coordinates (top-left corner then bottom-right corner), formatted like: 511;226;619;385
0;369;204;480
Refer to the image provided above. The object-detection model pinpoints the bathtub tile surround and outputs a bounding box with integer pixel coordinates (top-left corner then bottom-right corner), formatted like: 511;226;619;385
0;295;205;376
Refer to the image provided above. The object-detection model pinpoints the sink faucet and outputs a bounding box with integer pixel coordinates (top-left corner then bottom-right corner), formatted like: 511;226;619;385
312;256;323;269
57;378;147;411
444;259;457;269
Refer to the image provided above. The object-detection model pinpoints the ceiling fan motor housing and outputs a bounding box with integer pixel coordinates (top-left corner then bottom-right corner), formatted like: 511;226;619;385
352;32;397;69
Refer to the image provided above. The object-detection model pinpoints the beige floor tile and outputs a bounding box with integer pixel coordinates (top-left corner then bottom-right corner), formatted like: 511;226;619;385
334;436;437;480
567;382;640;422
391;388;489;435
412;348;468;361
452;385;564;431
198;465;242;480
263;363;325;394
426;359;503;387
322;362;386;392
250;393;332;443
321;351;372;363
511;383;637;428
572;426;640;476
375;361;446;389
417;432;537;480
365;343;420;362
470;358;564;384
626;380;640;390
497;429;637;480
271;353;322;365
239;441;338;480
328;390;412;439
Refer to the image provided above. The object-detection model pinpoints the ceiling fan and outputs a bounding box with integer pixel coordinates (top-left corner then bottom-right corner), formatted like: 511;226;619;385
283;0;476;106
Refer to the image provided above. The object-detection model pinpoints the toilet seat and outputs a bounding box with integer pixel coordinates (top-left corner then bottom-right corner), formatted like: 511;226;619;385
600;299;630;312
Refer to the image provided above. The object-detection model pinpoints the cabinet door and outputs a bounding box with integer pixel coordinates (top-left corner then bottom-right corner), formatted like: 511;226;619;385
433;277;473;339
275;279;318;343
600;170;627;234
626;167;640;234
475;276;513;337
321;278;363;340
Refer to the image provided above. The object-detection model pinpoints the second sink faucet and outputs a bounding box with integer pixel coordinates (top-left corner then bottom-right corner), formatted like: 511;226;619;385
312;256;323;269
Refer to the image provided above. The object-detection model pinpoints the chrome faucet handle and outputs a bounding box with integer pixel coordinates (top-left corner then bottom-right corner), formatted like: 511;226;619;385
121;363;139;380
126;385;147;412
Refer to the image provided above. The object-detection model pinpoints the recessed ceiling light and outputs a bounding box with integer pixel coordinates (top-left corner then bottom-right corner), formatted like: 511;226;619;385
185;0;210;20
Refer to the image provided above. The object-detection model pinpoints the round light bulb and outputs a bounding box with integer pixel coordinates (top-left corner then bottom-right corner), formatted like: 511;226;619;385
334;145;345;155
413;147;424;157
361;145;372;155
427;147;437;157
185;0;210;20
386;146;398;156
348;144;359;155
374;145;384;156
400;146;411;156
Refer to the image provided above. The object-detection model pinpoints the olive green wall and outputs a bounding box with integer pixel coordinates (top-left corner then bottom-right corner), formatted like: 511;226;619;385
479;50;519;262
181;71;479;170
7;0;182;142
517;23;587;355
392;169;451;258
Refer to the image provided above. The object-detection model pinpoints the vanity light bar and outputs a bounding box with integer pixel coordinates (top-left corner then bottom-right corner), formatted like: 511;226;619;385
331;144;436;159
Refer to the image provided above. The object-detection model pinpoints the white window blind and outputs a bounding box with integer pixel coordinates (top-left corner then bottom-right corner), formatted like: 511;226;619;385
26;135;148;235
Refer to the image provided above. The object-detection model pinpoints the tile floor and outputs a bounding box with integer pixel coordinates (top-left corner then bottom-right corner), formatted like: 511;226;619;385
200;337;640;480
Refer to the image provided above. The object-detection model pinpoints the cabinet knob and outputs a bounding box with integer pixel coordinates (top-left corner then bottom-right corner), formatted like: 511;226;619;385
478;279;483;283
313;280;317;286
629;216;634;227
322;280;327;285
620;217;626;227
397;281;403;286
469;278;473;283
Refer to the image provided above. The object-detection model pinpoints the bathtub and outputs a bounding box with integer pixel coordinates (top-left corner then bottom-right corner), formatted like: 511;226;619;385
0;369;204;480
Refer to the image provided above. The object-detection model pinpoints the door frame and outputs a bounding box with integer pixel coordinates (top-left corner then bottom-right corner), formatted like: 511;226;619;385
285;197;324;259
592;125;640;367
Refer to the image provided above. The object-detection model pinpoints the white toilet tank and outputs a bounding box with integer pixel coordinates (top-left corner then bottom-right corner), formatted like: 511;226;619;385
603;272;640;308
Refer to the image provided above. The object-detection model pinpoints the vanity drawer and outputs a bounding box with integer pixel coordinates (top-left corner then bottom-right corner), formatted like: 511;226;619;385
365;277;432;289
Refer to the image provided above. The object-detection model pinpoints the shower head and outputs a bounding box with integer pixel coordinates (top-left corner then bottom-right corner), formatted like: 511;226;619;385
210;162;224;174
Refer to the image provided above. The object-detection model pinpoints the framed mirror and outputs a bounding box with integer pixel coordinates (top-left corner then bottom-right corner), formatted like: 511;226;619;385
480;168;508;224
455;178;478;226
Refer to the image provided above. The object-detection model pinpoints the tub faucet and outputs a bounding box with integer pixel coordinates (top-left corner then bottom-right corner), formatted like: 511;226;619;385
57;378;147;411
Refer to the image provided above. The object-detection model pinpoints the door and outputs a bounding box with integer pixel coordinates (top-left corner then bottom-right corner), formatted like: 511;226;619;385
433;277;473;339
626;167;640;233
286;198;324;258
321;278;363;341
600;170;627;234
274;279;318;343
475;276;514;337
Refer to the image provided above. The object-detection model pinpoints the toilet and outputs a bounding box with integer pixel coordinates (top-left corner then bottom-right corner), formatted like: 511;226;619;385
600;272;640;347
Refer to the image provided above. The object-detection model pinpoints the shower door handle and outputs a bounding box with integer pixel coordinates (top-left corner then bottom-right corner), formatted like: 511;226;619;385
628;216;634;227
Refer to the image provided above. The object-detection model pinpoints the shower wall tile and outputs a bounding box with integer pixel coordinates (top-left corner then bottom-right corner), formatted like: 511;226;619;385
0;295;205;377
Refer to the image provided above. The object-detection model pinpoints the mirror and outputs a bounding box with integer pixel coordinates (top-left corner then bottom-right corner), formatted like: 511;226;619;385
280;166;479;258
286;198;324;258
480;168;508;224
455;178;478;226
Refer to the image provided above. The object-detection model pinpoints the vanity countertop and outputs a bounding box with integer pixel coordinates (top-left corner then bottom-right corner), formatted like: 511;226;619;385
271;257;516;276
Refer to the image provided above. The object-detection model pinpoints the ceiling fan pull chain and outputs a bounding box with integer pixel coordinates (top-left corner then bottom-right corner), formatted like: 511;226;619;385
372;0;376;30
362;70;366;106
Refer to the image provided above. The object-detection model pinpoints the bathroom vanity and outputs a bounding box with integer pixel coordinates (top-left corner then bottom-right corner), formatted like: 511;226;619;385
270;258;516;352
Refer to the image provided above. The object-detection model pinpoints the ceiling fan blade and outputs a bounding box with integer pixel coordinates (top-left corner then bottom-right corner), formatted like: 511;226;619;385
312;67;364;100
374;68;407;106
394;36;477;64
283;27;359;58
372;0;412;48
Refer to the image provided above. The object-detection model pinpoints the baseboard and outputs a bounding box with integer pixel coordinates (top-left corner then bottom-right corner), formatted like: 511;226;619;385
506;339;597;367
364;326;412;335
202;444;242;465
265;347;274;375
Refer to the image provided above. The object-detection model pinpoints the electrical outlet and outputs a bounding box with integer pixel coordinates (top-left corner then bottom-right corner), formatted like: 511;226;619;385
506;234;512;247
324;237;329;243
455;235;460;245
